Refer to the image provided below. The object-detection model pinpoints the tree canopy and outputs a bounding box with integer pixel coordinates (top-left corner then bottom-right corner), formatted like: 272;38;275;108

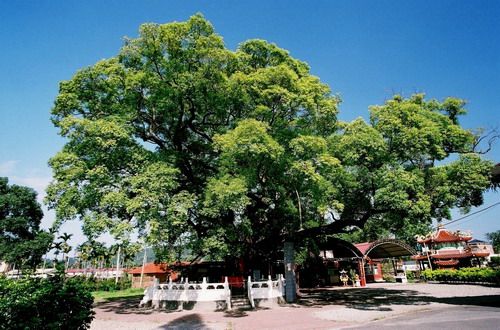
486;230;500;253
47;14;493;264
0;177;53;269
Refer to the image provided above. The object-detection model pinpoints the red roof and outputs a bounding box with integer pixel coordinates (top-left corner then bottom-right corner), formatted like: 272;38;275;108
354;242;371;255
413;250;490;261
472;252;490;258
126;261;193;275
417;227;472;244
127;263;170;275
432;251;473;259
434;259;460;266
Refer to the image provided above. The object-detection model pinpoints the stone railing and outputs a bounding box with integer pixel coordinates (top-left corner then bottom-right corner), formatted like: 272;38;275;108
140;277;231;310
247;275;285;308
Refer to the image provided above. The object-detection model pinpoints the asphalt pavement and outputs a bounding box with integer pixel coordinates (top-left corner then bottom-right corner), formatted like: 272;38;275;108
344;305;500;329
91;282;500;329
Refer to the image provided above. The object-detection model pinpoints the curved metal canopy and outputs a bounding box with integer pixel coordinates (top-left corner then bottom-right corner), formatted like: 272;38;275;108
317;237;363;258
358;239;417;259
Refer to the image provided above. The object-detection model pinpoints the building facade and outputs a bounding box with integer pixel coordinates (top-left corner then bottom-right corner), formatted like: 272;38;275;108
413;226;490;269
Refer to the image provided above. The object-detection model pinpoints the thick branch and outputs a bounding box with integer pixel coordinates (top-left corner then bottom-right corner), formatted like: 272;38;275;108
473;128;499;154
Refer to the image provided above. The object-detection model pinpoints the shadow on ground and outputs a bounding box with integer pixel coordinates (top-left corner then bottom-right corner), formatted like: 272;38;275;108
94;296;169;315
94;296;266;318
298;287;500;311
94;287;500;316
157;313;210;329
222;305;271;318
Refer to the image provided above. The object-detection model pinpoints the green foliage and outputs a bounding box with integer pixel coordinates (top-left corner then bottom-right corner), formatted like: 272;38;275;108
335;94;491;243
0;275;95;329
421;267;500;285
92;287;144;302
489;256;500;268
47;14;493;264
486;230;500;253
336;220;392;244
348;269;357;285
0;177;53;269
82;277;132;292
405;270;416;281
382;274;396;283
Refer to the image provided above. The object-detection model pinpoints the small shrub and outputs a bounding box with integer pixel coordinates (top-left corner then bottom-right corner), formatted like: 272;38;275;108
421;269;433;281
383;274;395;283
405;271;416;281
76;277;132;292
420;267;500;285
95;278;131;291
489;256;500;268
0;274;94;329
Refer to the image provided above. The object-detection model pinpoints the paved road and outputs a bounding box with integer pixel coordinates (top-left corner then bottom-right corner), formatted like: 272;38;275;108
345;305;500;329
91;283;500;329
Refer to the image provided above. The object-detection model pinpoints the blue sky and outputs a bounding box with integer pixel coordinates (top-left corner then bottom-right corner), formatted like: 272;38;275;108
0;1;499;248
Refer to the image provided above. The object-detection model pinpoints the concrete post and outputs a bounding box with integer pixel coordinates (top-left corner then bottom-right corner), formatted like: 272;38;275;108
267;275;273;299
248;275;255;308
284;241;296;303
152;278;160;309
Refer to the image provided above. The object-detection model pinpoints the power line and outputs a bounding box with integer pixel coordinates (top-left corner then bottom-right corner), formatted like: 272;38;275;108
442;201;500;226
447;206;496;229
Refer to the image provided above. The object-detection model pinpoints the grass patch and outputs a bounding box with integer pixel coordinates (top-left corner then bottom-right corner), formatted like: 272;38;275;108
92;287;145;302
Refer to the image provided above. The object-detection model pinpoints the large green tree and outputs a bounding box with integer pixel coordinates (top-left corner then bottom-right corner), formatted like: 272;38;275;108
0;177;53;269
486;230;500;253
46;15;493;264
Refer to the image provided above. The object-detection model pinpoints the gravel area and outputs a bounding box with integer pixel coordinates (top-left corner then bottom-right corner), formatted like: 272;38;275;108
91;282;500;330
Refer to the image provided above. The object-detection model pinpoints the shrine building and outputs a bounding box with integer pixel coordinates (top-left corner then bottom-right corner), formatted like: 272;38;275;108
413;225;491;269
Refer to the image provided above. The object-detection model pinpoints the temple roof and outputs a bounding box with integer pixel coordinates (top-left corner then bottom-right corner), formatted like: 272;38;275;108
434;259;460;266
417;226;472;244
127;263;170;275
469;239;486;244
472;251;490;258
432;251;473;259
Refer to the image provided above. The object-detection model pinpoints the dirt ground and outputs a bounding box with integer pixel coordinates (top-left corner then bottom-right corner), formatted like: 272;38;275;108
91;282;500;330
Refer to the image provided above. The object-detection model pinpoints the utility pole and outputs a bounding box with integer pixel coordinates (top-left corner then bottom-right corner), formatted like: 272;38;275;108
115;245;121;284
41;254;47;276
295;189;303;230
139;246;147;287
423;242;433;270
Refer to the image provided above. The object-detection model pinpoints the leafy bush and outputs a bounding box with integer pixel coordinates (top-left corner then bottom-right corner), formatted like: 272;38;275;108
0;274;94;329
488;256;500;268
383;274;395;283
82;277;132;292
421;267;500;285
405;271;416;281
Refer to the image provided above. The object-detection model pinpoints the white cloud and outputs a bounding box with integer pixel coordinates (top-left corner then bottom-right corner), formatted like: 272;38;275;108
2;161;115;249
0;160;19;175
11;175;52;200
1;161;51;194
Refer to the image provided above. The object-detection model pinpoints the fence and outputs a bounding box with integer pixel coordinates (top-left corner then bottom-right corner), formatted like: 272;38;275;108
247;275;285;308
140;277;232;310
140;274;286;310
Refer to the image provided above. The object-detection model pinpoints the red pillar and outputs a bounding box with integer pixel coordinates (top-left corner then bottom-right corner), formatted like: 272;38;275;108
358;258;366;287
